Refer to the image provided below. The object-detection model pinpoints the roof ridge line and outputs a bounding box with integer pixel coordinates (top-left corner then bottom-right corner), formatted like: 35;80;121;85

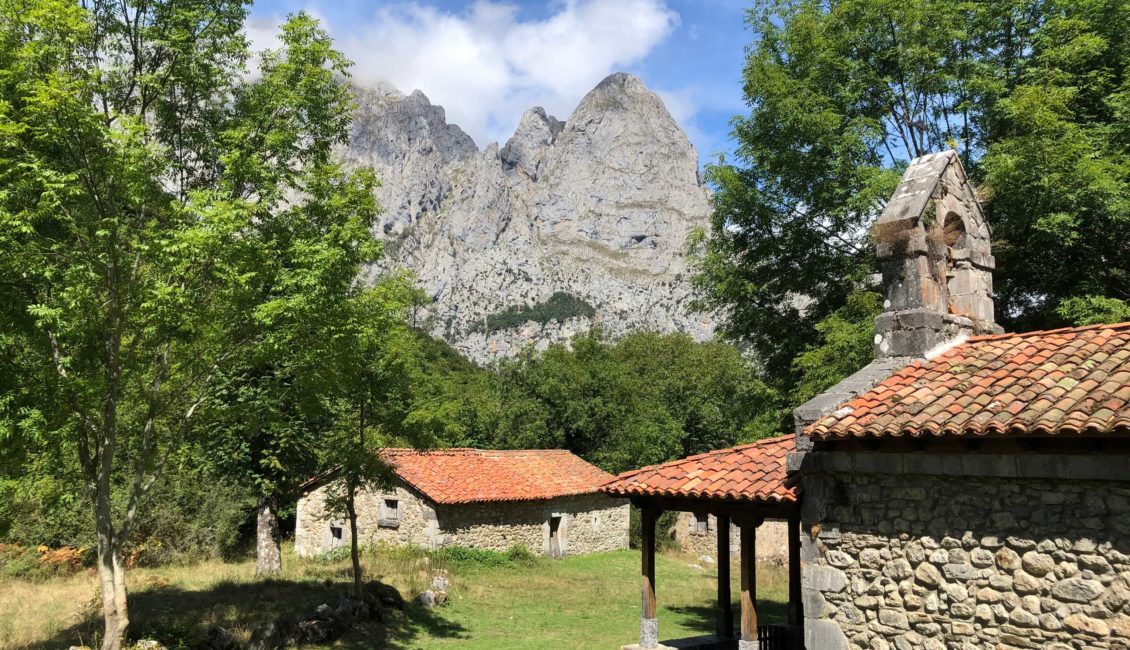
967;320;1130;342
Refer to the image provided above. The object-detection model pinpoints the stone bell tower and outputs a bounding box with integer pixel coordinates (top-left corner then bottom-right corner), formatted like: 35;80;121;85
871;150;1001;358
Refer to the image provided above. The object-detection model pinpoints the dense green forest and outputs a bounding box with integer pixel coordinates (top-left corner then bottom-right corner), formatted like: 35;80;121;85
0;330;774;556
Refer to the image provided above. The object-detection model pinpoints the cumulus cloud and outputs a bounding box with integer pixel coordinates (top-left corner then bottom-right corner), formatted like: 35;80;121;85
251;1;680;146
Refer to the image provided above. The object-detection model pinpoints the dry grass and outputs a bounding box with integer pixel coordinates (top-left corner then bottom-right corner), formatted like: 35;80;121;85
0;546;788;649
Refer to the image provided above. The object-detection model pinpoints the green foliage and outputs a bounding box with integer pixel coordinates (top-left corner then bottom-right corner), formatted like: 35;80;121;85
695;0;1130;410
435;545;537;568
0;454;255;564
0;2;388;639
128;464;257;565
628;507;681;552
0;544;91;581
314;545;354;565
791;291;882;406
421;330;780;475
1056;295;1130;326
469;292;597;334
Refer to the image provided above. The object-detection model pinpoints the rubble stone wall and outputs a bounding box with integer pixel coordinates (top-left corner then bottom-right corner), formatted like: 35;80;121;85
673;513;790;565
434;493;630;555
296;481;629;557
800;469;1130;650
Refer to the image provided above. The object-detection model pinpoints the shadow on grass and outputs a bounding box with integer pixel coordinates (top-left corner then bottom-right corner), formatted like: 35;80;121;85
665;597;788;636
23;578;467;650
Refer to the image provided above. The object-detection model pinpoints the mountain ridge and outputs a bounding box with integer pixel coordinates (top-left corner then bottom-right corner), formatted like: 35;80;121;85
343;72;715;363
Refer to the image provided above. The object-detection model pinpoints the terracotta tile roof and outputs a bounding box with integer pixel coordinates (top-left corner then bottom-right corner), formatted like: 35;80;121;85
808;322;1130;439
599;435;796;504
379;448;615;505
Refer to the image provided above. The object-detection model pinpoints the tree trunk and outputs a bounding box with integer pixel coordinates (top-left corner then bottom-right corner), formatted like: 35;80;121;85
346;483;362;598
255;497;282;577
95;492;128;650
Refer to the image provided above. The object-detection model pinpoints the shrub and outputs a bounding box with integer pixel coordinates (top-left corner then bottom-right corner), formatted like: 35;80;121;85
434;545;537;568
314;545;353;564
469;292;596;334
628;506;680;551
0;543;91;581
0;461;256;565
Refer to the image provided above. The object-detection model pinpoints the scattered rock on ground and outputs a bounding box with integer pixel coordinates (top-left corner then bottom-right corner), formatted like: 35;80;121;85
417;590;437;608
248;626;278;650
369;580;405;610
699;555;715;565
431;574;450;592
334;597;368;626
197;627;238;650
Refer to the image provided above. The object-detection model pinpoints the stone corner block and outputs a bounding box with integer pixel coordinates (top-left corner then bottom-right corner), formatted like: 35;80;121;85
805;619;849;650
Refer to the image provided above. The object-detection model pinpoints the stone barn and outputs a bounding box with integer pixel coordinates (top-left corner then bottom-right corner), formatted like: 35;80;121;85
675;514;790;566
791;151;1130;649
295;448;629;558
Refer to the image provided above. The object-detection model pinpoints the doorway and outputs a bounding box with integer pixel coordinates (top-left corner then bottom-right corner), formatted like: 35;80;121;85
549;516;563;559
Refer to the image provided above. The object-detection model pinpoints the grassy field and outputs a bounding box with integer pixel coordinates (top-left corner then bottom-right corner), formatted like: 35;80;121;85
0;545;788;649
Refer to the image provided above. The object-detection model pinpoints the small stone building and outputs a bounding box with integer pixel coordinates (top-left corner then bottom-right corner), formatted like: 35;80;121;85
675;514;789;566
295;448;629;557
791;151;1130;649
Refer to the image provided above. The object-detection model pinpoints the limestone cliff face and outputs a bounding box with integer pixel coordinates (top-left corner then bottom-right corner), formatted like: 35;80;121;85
344;73;714;363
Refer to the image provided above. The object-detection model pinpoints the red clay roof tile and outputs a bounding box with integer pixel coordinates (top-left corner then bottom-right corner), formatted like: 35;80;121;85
377;448;614;505
599;435;796;504
808;322;1130;439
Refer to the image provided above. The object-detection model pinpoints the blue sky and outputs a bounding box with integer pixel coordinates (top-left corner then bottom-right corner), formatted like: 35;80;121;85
247;0;752;165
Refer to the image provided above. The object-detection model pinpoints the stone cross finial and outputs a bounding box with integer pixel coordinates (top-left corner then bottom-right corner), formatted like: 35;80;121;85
872;151;1001;358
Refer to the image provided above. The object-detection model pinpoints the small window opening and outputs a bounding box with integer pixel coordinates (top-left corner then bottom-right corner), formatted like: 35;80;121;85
379;498;401;529
329;525;343;547
943;211;967;249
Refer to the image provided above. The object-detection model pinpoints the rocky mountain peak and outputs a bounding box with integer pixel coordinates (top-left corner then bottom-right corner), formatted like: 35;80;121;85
500;107;564;181
343;72;715;363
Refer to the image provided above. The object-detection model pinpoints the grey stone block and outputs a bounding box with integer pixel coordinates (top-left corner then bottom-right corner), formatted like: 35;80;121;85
805;619;849;650
803;564;847;593
639;617;659;649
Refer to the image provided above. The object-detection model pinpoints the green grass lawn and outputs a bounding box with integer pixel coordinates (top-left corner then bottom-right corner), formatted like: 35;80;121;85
402;551;788;649
0;546;788;649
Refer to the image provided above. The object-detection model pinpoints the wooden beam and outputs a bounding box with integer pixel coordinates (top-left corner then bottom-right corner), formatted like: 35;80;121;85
739;521;758;644
716;515;733;639
640;507;658;648
627;495;796;521
787;514;803;627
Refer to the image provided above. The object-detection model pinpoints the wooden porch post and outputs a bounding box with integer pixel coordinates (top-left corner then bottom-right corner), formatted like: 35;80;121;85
716;515;733;639
788;514;803;627
739;520;759;649
640;507;659;648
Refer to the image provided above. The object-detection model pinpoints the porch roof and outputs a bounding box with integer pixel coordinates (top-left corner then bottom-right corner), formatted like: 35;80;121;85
599;434;796;504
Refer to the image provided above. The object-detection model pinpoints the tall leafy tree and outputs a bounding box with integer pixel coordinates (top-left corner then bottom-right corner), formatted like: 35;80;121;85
0;2;378;647
316;276;440;597
695;0;1129;405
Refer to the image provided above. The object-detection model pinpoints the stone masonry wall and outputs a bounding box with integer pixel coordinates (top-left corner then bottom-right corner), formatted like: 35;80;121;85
434;493;630;555
295;481;435;556
801;470;1130;650
673;513;789;565
296;480;629;557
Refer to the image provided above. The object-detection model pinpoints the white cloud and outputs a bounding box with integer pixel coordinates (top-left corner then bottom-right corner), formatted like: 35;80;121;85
252;1;680;147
